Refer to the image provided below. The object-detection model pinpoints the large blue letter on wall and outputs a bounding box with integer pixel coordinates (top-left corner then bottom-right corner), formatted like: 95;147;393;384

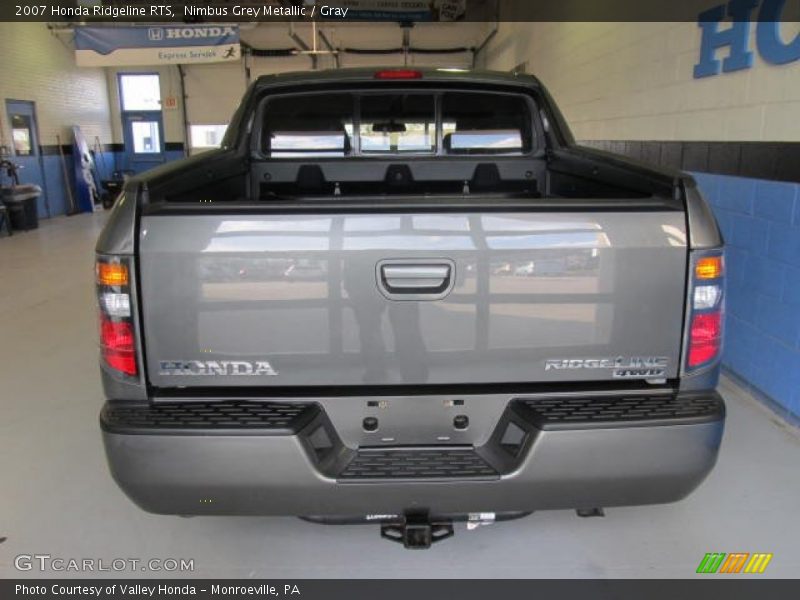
757;0;800;65
694;0;758;78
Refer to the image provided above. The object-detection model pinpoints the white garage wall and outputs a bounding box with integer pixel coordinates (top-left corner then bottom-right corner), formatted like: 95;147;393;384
182;62;248;127
481;21;800;142
0;23;112;149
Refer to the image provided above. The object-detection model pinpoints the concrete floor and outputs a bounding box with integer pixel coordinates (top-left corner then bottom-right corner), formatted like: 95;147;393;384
1;212;799;579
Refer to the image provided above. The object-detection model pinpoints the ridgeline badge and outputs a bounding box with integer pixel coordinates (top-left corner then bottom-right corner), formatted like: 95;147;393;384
544;356;668;379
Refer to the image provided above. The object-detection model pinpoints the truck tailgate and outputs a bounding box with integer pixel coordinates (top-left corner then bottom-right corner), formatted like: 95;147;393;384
138;210;687;388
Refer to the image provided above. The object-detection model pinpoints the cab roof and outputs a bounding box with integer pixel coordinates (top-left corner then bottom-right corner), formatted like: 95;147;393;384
253;67;543;90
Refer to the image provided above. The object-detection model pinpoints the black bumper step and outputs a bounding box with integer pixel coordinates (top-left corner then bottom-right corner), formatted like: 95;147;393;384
339;448;498;481
100;401;318;435
515;392;724;430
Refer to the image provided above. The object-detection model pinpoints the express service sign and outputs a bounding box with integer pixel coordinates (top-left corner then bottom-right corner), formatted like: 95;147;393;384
75;25;240;67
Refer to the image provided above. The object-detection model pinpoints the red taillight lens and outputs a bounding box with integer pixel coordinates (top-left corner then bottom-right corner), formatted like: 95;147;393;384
374;69;422;80
688;312;722;367
100;318;137;376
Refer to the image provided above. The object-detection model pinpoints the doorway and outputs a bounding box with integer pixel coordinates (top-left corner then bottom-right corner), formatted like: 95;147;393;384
118;73;165;174
5;99;49;217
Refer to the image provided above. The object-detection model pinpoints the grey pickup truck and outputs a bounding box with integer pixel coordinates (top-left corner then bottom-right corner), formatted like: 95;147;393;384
96;68;725;548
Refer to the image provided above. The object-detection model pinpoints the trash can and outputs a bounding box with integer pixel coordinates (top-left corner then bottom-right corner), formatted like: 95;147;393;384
1;184;42;231
101;170;134;209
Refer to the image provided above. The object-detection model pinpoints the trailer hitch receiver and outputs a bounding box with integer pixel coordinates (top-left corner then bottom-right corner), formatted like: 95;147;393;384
380;511;454;549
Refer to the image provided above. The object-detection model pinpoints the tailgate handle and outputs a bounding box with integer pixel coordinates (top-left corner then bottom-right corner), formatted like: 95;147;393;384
378;261;454;298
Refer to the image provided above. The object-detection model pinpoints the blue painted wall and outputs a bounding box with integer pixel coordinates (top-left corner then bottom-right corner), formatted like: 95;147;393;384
693;172;800;419
114;150;186;177
37;151;119;217
164;150;186;165
4;149;185;218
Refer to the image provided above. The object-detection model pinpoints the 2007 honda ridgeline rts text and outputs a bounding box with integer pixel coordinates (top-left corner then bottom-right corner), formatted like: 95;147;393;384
96;68;725;548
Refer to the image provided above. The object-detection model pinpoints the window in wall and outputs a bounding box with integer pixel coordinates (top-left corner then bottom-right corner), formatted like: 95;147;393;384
360;93;435;154
190;124;228;149
131;120;161;154
9;114;33;156
119;74;161;111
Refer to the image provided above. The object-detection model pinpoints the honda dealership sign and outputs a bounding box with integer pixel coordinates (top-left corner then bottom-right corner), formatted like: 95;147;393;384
75;25;240;66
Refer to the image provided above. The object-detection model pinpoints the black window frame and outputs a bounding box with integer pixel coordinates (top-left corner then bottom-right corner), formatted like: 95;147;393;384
251;88;540;160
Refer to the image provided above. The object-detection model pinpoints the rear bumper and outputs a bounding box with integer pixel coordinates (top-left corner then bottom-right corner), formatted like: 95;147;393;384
100;391;724;516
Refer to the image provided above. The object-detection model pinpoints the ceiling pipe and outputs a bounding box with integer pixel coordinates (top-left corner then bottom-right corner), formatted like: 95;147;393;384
288;23;316;69
342;46;471;55
400;23;412;66
318;29;339;68
176;64;190;158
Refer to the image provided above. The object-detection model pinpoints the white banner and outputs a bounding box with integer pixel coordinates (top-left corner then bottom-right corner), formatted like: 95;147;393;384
75;25;241;67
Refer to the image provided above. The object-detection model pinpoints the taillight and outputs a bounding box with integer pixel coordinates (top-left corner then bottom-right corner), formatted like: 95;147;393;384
695;256;723;280
100;317;137;375
686;251;724;371
96;262;129;286
688;312;722;367
96;256;137;377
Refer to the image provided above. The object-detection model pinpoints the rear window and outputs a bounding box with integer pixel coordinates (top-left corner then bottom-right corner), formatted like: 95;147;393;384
360;94;436;154
260;91;533;157
442;93;531;154
264;94;354;157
